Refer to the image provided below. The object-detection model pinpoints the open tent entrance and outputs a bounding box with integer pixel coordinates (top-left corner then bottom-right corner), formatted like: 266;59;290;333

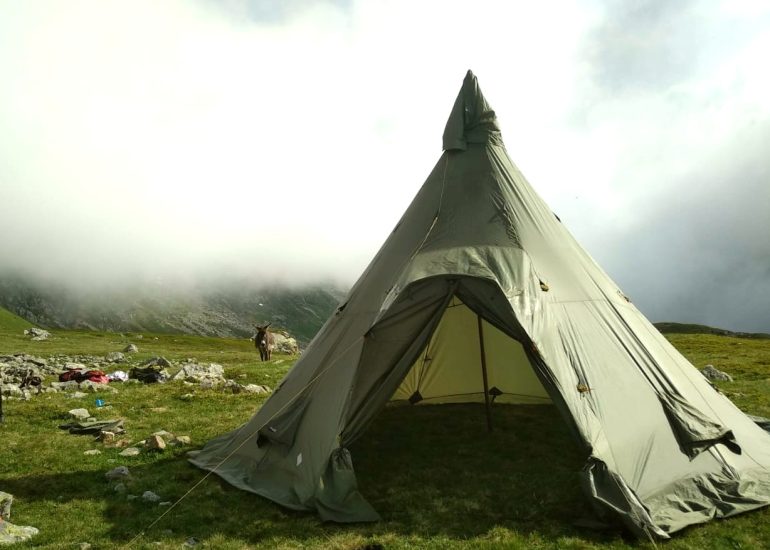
393;294;551;409
343;276;554;443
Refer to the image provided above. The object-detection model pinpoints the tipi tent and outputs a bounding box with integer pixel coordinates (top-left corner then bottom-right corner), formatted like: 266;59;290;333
192;71;770;538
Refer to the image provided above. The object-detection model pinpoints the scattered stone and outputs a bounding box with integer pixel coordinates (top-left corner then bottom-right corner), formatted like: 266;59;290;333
78;543;92;550
151;430;174;438
113;483;127;494
180;393;194;401
142;491;161;503
64;362;88;371
243;384;271;394
84;449;101;456
702;365;733;382
24;327;50;341
158;502;172;507
119;447;141;457
68;408;90;420
105;466;130;480
143;356;173;369
171;436;191;447
184;537;199;547
0;492;39;545
123;344;139;353
0;491;12;520
106;352;125;363
80;380;116;393
172;363;225;385
126;495;138;501
146;435;167;451
70;392;88;399
272;332;299;354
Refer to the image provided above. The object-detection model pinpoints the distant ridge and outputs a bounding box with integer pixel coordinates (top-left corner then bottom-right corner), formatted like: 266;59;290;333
654;322;770;340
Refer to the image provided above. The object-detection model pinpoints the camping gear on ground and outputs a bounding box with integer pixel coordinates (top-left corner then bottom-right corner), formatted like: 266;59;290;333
108;370;129;382
58;419;125;437
191;71;770;539
58;369;109;384
129;366;167;384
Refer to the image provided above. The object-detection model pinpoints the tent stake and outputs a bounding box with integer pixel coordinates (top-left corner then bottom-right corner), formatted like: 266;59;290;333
477;315;492;432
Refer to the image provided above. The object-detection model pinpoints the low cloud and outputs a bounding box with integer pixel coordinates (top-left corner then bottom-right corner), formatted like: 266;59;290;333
0;0;768;331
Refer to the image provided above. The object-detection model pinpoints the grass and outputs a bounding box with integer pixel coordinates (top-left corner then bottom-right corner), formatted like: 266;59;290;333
1;324;769;549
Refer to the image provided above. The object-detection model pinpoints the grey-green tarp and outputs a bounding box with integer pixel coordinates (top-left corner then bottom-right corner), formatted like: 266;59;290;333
191;71;770;537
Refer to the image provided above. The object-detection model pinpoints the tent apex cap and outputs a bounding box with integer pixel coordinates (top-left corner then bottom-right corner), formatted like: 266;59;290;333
442;71;501;151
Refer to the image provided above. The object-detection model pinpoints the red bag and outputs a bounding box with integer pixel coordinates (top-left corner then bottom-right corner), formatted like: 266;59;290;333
59;370;83;382
84;370;109;384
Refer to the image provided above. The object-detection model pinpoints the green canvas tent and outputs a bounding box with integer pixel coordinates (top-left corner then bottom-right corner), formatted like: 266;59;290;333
192;71;770;538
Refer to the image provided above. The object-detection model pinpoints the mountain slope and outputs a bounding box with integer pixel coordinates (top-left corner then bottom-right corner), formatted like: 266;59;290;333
0;305;33;332
654;322;770;339
0;275;345;344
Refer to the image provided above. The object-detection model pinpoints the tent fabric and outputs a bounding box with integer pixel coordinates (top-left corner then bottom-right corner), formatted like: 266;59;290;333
191;70;770;538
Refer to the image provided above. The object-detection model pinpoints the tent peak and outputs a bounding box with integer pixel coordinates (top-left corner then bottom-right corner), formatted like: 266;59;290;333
442;70;502;151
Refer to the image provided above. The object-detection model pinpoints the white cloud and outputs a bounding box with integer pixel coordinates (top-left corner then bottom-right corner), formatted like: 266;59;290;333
0;0;768;329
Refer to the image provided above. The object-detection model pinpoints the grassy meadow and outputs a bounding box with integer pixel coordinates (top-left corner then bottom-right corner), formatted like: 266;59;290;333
1;319;769;549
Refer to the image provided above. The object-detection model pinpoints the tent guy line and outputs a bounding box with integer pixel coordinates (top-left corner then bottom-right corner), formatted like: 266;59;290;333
122;335;366;548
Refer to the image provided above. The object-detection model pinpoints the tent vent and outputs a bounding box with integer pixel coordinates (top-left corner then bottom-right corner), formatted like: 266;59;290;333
539;280;549;292
336;302;348;315
408;391;423;405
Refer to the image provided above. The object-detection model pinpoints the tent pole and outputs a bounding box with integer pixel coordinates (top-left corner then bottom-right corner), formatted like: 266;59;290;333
477;315;492;432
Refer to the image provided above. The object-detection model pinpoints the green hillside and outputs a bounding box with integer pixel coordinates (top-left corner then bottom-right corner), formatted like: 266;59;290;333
655;322;770;339
0;304;32;332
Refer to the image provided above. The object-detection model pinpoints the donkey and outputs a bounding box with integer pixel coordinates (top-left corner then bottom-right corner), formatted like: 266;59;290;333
254;323;274;361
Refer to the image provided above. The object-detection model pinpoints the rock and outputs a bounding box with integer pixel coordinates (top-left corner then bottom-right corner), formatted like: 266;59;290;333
142;491;161;503
50;380;80;392
0;384;23;398
113;483;126;494
702;365;733;382
272;332;299;355
68;408;90;420
119;447;141;457
159;502;172;507
123;344;139;353
80;380;116;393
151;430;174;438
171;436;191;447
243;384;271;394
65;362;88;371
126;494;138;501
224;380;243;394
172;363;225;385
24;327;50;341
78;543;92;550
146;435;167;451
180;393;194;400
184;537;200;547
0;491;12;520
143;356;173;369
105;466;130;480
70;391;88;399
0;522;39;545
106;352;125;363
84;449;101;456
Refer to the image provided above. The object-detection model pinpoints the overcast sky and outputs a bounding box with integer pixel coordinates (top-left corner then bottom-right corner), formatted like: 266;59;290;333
1;0;768;331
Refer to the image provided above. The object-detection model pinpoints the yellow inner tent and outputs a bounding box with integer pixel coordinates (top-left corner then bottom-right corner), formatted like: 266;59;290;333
392;296;551;405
